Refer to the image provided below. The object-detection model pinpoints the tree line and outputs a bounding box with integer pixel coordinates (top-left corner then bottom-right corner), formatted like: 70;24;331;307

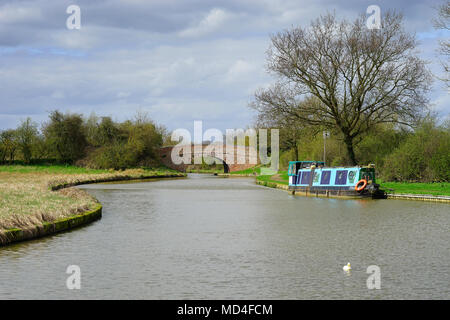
273;118;449;182
0;110;168;170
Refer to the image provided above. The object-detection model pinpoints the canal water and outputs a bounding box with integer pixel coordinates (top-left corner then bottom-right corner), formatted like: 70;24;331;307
0;174;448;299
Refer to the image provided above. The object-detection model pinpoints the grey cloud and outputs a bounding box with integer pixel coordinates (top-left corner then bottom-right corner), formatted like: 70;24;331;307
0;0;448;130
0;36;270;130
0;0;442;48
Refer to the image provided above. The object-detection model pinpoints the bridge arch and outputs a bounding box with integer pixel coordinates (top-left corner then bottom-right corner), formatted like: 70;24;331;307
159;144;258;173
203;155;230;173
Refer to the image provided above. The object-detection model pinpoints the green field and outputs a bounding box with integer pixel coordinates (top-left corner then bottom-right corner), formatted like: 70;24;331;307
0;164;108;174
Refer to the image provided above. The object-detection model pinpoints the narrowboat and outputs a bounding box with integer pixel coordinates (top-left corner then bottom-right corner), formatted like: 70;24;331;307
287;161;387;199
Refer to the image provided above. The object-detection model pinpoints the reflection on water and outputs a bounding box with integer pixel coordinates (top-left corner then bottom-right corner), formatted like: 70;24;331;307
0;174;449;299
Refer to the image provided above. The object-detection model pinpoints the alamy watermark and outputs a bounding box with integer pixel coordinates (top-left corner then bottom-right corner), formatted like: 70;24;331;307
171;121;279;174
366;265;381;289
66;5;81;30
66;265;81;290
366;5;381;30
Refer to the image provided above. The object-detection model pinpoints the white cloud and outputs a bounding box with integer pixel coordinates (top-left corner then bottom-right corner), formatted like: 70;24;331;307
179;8;230;38
117;91;131;98
224;60;255;83
0;4;42;24
50;91;65;99
430;88;450;114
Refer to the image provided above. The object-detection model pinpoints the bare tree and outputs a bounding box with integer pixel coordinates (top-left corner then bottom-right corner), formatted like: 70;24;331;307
250;12;431;165
253;97;318;161
434;0;450;87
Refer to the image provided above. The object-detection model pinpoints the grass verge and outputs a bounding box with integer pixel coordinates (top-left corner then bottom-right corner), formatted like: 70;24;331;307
378;181;450;196
256;170;289;185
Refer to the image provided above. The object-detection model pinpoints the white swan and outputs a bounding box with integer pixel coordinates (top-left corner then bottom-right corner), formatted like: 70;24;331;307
343;262;351;272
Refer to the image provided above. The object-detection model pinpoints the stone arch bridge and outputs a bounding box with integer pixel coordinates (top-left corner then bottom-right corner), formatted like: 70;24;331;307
159;144;259;173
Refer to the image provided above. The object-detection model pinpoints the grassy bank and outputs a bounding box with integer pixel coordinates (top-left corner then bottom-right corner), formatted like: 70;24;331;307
377;181;450;196
0;164;107;174
255;170;450;196
0;165;185;232
256;171;289;185
229;167;261;175
186;168;223;174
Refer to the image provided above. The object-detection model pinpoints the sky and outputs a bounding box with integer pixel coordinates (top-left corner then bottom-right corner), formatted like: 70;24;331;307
0;0;448;132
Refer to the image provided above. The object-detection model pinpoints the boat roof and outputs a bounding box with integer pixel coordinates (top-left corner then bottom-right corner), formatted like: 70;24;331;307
289;160;325;164
288;161;375;169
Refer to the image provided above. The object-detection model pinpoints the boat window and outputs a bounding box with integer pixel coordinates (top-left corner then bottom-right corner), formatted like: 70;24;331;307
288;163;294;175
335;170;348;185
296;171;302;185
320;170;331;184
313;171;320;183
348;170;357;183
300;171;311;184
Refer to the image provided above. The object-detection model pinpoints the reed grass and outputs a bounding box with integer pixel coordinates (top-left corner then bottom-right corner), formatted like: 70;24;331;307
0;166;184;231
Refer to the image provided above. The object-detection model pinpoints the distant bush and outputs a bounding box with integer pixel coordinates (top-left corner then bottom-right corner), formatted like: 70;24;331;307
355;124;408;169
279;149;296;170
294;130;349;166
82;112;163;169
89;143;132;170
16;118;39;164
0;129;18;163
382;121;450;182
43;111;87;163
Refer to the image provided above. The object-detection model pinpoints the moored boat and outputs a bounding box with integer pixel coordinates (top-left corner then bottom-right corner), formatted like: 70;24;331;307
287;161;387;199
